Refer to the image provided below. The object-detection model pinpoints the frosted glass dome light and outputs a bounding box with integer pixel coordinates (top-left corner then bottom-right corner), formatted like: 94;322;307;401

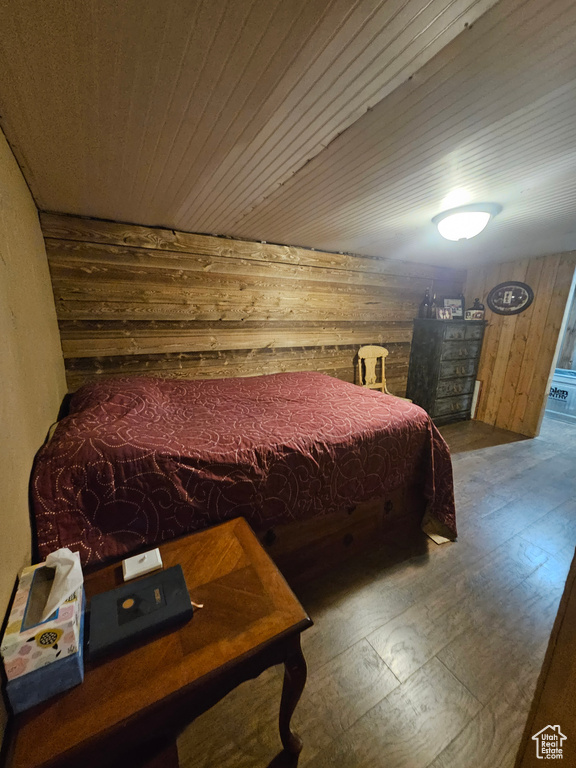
432;204;502;241
437;211;490;241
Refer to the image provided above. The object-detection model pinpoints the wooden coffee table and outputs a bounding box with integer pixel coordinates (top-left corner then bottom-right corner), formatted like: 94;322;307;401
5;518;312;768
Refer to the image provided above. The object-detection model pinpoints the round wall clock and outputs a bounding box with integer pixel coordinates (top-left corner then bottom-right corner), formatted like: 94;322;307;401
486;281;534;315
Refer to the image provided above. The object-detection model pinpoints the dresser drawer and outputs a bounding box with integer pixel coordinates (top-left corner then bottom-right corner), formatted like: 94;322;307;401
432;394;473;417
407;319;484;419
465;324;484;340
443;324;466;341
439;359;477;379
436;377;476;398
440;340;482;361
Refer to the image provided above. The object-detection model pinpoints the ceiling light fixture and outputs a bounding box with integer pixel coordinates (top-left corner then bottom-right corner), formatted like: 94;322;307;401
432;203;502;241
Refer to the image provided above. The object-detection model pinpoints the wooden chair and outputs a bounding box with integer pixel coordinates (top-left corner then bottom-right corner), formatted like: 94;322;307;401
357;345;412;401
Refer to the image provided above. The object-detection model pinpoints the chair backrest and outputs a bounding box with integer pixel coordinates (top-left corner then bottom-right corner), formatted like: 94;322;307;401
357;345;389;392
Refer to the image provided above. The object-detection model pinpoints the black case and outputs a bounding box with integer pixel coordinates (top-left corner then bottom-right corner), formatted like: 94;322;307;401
88;564;193;660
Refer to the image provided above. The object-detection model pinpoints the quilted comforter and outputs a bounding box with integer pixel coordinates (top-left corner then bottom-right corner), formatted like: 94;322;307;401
32;372;456;566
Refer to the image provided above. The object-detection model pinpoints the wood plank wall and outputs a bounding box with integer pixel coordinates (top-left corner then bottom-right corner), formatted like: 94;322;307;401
465;252;576;437
40;213;465;394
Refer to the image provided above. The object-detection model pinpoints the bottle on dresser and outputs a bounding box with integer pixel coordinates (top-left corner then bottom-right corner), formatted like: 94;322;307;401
418;288;431;318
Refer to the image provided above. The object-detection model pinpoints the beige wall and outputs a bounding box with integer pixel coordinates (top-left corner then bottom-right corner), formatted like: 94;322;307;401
466;252;576;437
0;129;67;742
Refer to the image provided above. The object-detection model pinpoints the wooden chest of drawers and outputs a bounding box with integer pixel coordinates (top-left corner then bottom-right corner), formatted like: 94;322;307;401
406;319;485;426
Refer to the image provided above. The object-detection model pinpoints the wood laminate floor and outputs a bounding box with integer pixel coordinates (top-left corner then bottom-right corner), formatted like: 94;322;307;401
178;417;576;768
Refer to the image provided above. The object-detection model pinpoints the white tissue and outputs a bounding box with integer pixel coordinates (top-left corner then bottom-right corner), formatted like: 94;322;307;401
41;548;84;621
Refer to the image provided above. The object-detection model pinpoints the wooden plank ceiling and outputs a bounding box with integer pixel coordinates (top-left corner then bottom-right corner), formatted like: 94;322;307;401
0;0;575;267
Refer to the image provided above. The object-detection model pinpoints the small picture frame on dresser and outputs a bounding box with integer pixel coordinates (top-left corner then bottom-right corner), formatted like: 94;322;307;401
437;307;453;320
443;297;464;318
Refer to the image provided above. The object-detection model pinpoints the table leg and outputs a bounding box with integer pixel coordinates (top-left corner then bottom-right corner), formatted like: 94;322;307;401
279;635;307;754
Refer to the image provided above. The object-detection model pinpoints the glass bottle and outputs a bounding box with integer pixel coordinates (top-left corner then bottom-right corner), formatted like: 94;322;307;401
430;293;438;319
418;288;431;318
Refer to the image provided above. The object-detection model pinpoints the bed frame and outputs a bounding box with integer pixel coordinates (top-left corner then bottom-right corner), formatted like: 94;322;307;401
258;483;426;586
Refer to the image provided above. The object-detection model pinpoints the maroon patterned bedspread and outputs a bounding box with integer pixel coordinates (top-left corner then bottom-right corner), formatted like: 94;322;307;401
32;372;456;566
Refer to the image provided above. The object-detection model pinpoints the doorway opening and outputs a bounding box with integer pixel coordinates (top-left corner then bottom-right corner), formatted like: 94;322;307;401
544;271;576;426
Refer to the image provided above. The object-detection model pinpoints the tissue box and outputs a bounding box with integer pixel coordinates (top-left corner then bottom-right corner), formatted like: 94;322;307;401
1;563;85;713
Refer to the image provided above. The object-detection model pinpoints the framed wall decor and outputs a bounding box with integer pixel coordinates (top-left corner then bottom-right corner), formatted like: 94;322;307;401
443;297;464;319
486;281;534;315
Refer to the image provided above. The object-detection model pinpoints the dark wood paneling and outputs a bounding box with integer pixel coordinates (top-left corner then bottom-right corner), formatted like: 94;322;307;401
41;213;465;392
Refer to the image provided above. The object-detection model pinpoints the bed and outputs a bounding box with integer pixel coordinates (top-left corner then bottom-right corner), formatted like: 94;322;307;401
31;372;456;575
